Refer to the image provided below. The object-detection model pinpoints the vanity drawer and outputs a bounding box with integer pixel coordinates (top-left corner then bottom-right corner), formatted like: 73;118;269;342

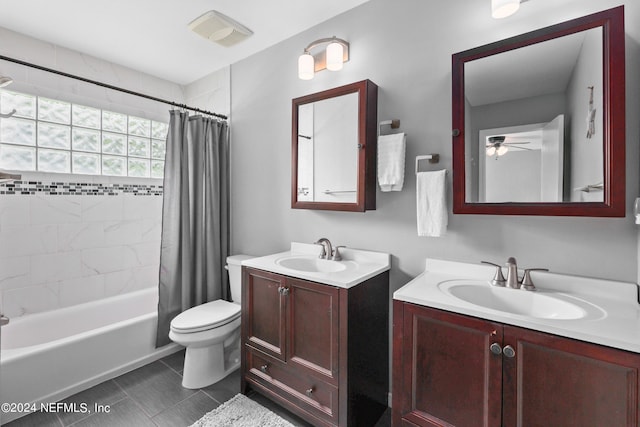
246;348;339;424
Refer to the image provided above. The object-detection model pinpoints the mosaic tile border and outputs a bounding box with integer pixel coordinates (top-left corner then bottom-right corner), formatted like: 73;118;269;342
0;181;163;196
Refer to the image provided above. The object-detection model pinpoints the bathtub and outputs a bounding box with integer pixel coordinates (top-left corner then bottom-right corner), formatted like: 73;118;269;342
0;288;180;424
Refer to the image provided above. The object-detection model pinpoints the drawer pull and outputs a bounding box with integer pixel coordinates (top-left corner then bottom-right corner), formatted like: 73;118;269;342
305;387;314;397
259;364;268;373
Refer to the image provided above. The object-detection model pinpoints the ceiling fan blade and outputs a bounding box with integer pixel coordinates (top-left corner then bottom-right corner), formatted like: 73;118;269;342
503;141;531;145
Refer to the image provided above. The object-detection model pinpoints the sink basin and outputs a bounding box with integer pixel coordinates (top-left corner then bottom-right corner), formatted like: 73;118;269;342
276;256;347;273
438;280;593;320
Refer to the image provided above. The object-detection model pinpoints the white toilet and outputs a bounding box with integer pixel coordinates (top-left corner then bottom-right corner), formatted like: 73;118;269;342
169;254;253;389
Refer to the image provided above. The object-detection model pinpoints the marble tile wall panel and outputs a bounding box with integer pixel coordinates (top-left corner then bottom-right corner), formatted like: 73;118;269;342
0;173;163;318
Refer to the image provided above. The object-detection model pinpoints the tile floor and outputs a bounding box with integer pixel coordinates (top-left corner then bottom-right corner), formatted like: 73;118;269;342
4;350;391;427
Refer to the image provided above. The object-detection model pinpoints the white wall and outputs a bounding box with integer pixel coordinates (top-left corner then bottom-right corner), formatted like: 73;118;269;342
566;28;604;201
230;0;640;293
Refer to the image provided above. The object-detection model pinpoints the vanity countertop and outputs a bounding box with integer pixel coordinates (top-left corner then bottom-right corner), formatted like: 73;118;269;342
242;242;390;289
394;258;640;353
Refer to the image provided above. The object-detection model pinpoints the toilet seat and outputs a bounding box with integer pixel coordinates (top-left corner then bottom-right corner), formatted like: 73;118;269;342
170;300;241;333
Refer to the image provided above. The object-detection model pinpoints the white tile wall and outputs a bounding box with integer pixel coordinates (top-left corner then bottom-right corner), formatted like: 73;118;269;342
0;174;163;318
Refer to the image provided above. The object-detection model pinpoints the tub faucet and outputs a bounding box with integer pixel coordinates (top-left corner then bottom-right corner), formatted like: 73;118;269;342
314;238;333;260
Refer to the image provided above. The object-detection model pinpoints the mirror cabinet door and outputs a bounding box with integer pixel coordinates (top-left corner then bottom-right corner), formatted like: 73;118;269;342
452;6;625;216
292;79;378;212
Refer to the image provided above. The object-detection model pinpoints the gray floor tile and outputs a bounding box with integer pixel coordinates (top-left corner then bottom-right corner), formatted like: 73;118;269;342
2;410;62;427
70;398;155;427
112;361;168;391
160;349;185;374
57;380;126;426
247;393;314;427
200;369;240;404
118;363;196;417
152;391;219;427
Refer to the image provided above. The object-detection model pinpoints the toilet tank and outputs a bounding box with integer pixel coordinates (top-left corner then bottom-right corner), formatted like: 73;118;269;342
227;255;254;303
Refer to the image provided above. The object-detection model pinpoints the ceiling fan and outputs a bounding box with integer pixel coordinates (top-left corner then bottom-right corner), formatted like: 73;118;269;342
485;135;533;157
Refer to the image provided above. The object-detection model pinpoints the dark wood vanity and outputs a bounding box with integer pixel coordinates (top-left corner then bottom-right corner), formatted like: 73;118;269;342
392;301;640;426
241;266;389;426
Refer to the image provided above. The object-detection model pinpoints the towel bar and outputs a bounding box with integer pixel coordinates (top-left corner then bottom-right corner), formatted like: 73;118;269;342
379;119;401;136
415;155;440;173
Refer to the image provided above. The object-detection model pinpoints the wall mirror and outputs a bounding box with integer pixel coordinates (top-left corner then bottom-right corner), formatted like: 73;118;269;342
292;79;378;211
452;6;625;216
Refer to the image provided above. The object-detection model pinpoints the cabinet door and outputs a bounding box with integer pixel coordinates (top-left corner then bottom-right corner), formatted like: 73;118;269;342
243;268;287;361
286;277;340;383
398;304;503;427
503;325;640;427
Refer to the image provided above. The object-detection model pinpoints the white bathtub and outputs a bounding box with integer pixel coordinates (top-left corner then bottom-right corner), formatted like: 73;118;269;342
0;288;180;424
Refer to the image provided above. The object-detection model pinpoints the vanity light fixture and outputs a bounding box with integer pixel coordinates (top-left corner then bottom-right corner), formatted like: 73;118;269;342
298;37;350;80
491;0;521;19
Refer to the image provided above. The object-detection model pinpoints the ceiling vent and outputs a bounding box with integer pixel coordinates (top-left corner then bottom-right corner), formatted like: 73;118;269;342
188;10;253;47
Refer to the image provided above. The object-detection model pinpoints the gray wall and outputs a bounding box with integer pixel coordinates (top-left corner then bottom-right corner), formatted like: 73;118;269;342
230;0;640;296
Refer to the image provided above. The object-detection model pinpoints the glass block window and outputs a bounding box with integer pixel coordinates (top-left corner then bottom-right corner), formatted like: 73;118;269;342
0;89;168;177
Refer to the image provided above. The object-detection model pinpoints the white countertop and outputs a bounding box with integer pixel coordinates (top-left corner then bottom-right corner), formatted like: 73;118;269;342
242;242;390;289
393;258;640;353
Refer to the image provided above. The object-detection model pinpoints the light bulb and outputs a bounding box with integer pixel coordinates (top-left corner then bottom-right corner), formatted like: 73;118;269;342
486;146;496;156
497;145;509;156
326;41;344;71
491;0;520;19
298;52;314;80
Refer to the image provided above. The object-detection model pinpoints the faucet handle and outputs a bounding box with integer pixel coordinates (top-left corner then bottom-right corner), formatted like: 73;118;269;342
481;261;506;287
332;246;345;261
521;268;549;291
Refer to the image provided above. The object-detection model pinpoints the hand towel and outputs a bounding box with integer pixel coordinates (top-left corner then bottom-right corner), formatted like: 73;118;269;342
377;133;406;192
417;170;448;237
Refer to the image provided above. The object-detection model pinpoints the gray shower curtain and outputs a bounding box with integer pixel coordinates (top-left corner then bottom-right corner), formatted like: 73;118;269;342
156;110;230;347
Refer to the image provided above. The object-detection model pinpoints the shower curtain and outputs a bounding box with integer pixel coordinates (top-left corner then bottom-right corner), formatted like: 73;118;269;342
156;110;230;347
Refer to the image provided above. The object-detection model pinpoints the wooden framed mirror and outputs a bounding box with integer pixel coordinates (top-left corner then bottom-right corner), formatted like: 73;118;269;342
291;79;378;212
452;6;625;216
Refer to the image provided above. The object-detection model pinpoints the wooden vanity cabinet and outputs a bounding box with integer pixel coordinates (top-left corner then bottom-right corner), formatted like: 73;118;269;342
242;267;389;427
393;301;640;427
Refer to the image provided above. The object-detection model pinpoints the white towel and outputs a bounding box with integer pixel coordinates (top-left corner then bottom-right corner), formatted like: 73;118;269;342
377;133;406;192
416;170;448;237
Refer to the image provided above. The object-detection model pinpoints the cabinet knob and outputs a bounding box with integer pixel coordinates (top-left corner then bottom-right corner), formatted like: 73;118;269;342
489;342;502;355
278;286;290;296
503;345;516;358
305;387;314;397
259;364;268;373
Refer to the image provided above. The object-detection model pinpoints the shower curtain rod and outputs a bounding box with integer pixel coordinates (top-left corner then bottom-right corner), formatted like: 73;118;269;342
0;54;228;120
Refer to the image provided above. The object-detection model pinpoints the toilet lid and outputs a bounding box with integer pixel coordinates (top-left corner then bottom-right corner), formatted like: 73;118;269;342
170;300;241;333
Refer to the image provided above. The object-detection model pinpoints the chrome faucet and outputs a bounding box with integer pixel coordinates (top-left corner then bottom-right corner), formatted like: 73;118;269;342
314;238;333;260
505;257;520;289
483;257;549;291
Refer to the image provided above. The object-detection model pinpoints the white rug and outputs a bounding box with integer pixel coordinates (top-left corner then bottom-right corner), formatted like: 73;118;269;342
190;394;296;427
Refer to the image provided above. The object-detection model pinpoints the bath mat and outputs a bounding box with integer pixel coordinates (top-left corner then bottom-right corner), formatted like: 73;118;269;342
190;394;295;427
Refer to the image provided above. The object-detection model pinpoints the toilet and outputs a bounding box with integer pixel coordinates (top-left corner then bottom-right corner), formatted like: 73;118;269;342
169;254;253;389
